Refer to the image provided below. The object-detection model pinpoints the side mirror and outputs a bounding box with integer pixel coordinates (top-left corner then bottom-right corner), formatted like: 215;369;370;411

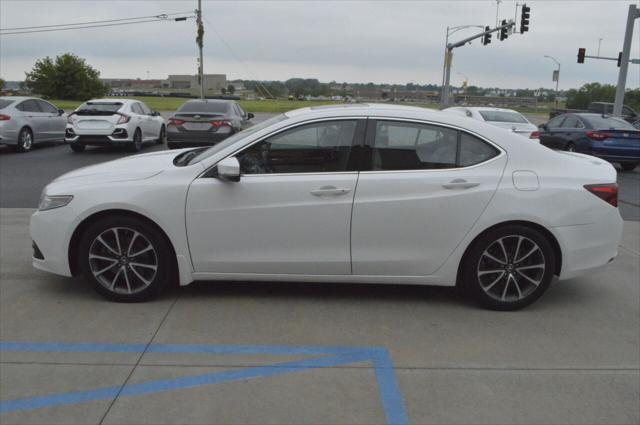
58;109;65;116
247;112;254;120
152;111;161;117
216;157;240;182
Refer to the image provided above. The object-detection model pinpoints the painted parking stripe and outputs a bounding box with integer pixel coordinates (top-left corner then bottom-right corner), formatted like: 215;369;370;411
0;342;408;425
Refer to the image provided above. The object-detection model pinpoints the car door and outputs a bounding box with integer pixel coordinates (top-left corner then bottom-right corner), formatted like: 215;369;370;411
138;102;160;139
351;119;506;276
133;102;152;140
186;118;364;275
557;115;584;150
235;104;251;130
37;100;65;141
539;115;566;149
18;100;49;142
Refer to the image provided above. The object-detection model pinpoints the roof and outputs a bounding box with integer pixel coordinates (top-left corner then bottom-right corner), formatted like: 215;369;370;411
0;96;35;102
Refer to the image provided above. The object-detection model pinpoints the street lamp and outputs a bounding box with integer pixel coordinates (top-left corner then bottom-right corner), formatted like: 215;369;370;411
441;25;484;106
544;55;561;108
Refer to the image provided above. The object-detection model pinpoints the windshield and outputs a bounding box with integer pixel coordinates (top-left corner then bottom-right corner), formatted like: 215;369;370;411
585;115;636;130
187;114;288;165
76;102;122;114
479;111;528;124
178;101;230;114
0;99;15;110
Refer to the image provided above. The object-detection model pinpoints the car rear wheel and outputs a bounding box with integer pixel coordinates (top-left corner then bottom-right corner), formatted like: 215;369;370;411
79;216;173;302
565;143;576;152
461;225;556;311
130;128;142;152
620;162;638;172
156;126;166;145
70;144;85;153
16;127;33;152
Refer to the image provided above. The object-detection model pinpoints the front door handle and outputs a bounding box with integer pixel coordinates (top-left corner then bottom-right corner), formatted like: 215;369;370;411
442;179;480;190
310;186;351;196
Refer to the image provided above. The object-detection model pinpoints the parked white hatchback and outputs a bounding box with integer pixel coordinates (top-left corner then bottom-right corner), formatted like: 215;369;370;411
443;107;540;141
31;104;622;310
66;99;166;152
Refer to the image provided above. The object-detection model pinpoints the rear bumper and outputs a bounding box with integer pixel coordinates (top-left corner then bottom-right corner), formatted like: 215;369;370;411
553;208;623;280
167;127;232;146
590;145;640;163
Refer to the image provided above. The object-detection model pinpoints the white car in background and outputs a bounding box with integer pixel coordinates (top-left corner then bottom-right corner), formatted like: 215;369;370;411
31;104;622;310
66;99;166;152
443;107;540;140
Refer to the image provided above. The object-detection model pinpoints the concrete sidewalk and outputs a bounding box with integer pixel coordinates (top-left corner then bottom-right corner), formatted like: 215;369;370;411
1;208;638;424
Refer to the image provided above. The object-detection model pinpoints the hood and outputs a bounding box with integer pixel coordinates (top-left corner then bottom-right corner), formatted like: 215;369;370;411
51;149;182;188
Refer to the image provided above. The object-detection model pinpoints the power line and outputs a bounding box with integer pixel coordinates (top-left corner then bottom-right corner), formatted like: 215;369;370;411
0;11;194;31
0;16;194;36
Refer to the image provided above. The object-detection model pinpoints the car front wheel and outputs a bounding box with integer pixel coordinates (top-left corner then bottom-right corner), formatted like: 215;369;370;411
461;225;556;311
156;126;166;145
79;216;173;302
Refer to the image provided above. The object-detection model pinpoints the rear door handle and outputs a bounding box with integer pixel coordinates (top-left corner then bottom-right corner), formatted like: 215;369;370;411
442;179;480;190
310;186;351;196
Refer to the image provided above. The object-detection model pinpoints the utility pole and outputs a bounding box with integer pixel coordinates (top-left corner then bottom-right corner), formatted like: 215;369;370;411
196;0;204;99
613;4;639;116
597;38;603;56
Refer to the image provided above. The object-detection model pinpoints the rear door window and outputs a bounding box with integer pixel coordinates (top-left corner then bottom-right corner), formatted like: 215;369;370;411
546;116;565;129
18;100;42;112
37;100;58;114
139;102;152;115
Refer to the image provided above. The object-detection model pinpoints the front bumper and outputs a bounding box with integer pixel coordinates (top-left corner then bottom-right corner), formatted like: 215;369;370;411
30;208;74;277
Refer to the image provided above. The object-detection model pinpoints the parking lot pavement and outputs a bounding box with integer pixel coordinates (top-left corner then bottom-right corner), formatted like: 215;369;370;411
1;207;638;424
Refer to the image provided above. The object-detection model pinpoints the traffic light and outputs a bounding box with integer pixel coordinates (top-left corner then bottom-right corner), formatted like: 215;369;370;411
499;20;508;41
617;52;622;67
520;4;530;33
577;48;586;63
482;26;492;45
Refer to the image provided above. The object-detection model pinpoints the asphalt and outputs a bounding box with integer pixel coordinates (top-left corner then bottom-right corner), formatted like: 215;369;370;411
0;209;638;424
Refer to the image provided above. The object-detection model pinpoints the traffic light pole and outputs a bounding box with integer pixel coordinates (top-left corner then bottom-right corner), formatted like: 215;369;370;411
441;21;515;107
613;4;639;117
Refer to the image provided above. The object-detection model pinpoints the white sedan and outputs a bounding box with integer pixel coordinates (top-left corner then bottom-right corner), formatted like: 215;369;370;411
31;104;622;310
65;99;166;152
443;107;540;140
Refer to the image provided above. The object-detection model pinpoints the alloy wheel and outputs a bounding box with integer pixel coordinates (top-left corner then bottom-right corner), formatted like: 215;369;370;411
88;227;158;295
476;235;546;302
20;129;32;151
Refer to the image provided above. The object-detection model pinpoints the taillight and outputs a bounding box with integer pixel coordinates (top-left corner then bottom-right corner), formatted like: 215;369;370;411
168;118;185;126
584;183;618;207
0;114;10;121
117;114;130;124
586;131;608;141
529;131;540;139
210;120;231;128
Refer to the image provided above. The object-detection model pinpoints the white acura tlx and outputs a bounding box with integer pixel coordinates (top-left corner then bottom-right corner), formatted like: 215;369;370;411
30;104;623;310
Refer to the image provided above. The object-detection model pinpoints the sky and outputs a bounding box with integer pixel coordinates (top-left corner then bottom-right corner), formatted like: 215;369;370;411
1;0;639;90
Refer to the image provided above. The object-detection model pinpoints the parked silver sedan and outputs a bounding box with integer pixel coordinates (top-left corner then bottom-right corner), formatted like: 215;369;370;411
0;96;67;152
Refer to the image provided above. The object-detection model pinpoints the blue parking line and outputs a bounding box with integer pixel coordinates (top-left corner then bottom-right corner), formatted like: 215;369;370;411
0;342;408;425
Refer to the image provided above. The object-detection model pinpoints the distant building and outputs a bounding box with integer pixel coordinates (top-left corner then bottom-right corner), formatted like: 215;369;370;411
167;74;227;94
101;74;227;96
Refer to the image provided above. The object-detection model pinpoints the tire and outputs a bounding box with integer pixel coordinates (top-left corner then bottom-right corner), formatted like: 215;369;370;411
70;144;85;153
565;143;576;152
460;225;556;311
16;127;33;152
130;128;142;152
156;126;166;145
78;215;174;302
620;162;638;172
167;142;178;150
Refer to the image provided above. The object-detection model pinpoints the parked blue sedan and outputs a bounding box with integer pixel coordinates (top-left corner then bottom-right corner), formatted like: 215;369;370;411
539;113;640;171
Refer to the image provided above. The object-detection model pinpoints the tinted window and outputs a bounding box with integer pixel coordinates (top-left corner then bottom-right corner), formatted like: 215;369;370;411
77;102;122;113
561;116;579;128
622;106;633;116
139;102;152;115
371;121;457;170
236;120;357;174
547;116;565;128
37;100;58;114
459;133;500;167
178;101;229;114
236;104;246;117
19;100;42;112
131;103;144;114
0;99;15;109
585;115;636;130
478;111;527;123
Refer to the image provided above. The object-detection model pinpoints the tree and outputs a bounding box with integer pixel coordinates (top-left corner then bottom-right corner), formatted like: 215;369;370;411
25;53;107;100
565;82;616;109
0;78;5;91
226;84;235;95
221;87;227;95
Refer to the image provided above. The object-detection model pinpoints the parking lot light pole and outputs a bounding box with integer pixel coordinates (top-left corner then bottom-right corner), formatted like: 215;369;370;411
544;55;560;108
196;0;204;100
613;4;639;116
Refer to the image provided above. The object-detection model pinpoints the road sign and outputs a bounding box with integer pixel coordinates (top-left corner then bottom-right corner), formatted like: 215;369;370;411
552;70;559;82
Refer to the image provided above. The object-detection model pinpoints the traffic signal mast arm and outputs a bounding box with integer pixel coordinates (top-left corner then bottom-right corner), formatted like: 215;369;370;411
448;21;514;49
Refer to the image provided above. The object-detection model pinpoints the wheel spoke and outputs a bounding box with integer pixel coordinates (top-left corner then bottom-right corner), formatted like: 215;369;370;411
482;271;505;291
513;236;523;264
110;267;123;290
497;239;509;262
112;229;122;255
516;269;541;286
501;275;510;300
123;267;132;293
129;245;153;258
516;264;545;271
483;252;506;265
517;245;538;263
126;231;140;256
130;262;157;271
512;274;523;299
97;236;119;256
94;262;118;276
89;254;117;262
478;269;504;276
129;265;152;285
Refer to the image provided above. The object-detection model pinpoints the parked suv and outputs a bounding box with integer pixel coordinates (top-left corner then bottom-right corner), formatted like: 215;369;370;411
66;99;166;152
0;96;66;152
167;99;253;149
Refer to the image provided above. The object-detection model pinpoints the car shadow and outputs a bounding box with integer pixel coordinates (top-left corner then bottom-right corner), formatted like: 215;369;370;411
0;141;64;155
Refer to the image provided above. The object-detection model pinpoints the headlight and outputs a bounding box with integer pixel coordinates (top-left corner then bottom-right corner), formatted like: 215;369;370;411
38;194;73;211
